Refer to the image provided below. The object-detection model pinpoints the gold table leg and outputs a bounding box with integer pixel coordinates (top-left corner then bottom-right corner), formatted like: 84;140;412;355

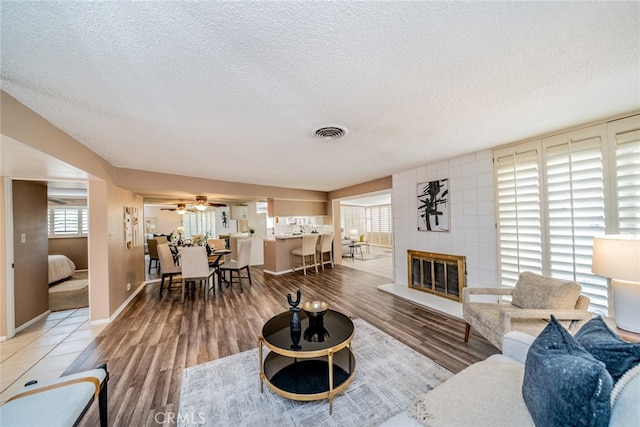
258;336;264;393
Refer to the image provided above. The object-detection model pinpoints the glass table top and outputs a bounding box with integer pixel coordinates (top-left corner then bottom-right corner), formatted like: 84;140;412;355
262;309;354;352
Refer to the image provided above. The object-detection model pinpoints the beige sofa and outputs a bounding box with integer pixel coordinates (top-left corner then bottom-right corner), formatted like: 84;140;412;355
380;330;639;426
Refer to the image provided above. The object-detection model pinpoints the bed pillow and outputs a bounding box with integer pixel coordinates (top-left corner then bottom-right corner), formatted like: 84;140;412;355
523;316;613;427
574;315;640;383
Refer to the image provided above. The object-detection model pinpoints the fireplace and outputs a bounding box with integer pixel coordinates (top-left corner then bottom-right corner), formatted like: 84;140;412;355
407;250;466;302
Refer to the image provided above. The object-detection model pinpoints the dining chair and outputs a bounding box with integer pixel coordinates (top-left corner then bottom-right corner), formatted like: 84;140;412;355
157;243;181;297
291;234;319;275
208;239;227;250
219;240;252;290
147;239;160;274
155;235;168;244
180;246;216;302
316;234;334;270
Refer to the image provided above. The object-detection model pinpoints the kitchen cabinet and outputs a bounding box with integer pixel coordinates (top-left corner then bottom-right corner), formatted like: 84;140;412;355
267;199;327;217
231;205;248;220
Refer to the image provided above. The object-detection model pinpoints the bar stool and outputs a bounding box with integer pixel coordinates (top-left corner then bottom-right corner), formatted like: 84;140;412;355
291;235;319;275
316;234;334;270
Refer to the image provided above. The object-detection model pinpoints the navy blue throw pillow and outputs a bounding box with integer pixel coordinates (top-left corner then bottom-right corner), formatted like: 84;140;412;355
574;315;640;383
523;316;613;427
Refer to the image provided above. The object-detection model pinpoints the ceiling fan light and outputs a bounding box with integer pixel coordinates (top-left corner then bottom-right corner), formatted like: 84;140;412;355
176;204;187;215
195;204;207;211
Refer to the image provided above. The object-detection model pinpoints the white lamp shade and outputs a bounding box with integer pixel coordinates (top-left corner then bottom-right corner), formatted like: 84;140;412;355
592;234;640;282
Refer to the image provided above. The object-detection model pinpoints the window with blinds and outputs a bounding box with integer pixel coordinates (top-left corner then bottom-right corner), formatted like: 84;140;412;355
341;204;392;247
495;147;543;288
613;128;640;233
182;211;216;239
48;207;88;237
544;131;607;312
494;115;640;316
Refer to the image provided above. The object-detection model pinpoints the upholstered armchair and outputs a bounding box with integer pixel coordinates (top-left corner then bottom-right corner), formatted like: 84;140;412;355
463;271;592;350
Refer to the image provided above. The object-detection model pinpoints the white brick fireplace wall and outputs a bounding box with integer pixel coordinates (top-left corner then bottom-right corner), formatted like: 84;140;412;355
388;150;498;317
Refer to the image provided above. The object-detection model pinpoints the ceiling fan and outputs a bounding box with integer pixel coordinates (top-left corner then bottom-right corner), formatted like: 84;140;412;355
160;197;226;214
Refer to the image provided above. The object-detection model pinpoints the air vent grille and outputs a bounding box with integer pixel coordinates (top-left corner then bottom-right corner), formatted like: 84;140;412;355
314;126;347;140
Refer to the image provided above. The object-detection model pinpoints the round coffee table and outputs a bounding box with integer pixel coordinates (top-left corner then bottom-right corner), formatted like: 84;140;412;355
258;309;356;414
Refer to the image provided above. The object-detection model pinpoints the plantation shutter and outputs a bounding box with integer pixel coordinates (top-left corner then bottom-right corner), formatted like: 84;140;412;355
613;128;640;233
81;208;89;234
543;126;607;313
52;208;80;235
495;147;543;288
182;211;216;238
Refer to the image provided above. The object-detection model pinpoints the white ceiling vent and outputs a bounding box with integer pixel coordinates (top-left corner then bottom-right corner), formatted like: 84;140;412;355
313;126;347;140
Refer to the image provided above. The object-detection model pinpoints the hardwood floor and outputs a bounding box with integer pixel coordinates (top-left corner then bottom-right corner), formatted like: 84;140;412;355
68;265;498;426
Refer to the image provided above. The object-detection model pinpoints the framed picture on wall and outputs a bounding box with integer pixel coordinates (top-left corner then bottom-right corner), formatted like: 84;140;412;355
124;206;133;250
417;178;449;232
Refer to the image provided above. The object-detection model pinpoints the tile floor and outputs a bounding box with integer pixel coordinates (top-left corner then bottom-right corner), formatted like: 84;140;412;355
340;246;393;281
0;308;106;405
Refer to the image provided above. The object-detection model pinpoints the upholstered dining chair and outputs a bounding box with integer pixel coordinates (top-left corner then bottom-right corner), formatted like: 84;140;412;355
462;271;592;350
316;234;334;270
219;240;252;290
208;238;227;250
180;246;216;302
157;243;181;297
291;234;319;275
146;239;160;274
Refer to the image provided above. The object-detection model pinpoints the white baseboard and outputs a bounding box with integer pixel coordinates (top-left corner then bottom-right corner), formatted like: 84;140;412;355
89;280;157;326
14;310;51;334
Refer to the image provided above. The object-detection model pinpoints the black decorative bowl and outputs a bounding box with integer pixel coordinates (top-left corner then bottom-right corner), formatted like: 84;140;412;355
302;301;329;318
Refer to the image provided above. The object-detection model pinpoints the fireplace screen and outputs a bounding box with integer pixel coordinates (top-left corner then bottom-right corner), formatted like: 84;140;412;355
408;250;466;302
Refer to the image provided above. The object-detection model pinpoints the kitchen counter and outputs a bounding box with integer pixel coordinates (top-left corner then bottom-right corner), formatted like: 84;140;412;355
263;233;329;275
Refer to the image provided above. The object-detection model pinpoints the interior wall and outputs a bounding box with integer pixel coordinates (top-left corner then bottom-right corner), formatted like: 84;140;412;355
328;176;393;262
48;237;88;269
143;206;182;235
12;180;49;328
392;150;497;314
0;180;6;337
1;91;143;324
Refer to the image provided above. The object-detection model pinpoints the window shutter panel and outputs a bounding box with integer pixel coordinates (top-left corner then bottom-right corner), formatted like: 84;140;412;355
544;134;607;314
614;129;640;233
495;148;543;288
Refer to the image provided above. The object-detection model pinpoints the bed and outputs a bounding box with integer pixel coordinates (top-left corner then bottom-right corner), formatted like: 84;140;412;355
48;254;76;284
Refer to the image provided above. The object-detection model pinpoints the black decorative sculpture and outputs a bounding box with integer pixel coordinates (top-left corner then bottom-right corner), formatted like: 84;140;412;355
287;290;302;350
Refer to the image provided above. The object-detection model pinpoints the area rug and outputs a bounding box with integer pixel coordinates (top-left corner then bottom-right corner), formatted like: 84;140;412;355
49;271;88;312
355;252;393;261
178;318;452;426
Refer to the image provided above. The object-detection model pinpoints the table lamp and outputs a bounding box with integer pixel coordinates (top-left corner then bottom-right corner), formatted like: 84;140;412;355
592;234;640;332
349;228;359;242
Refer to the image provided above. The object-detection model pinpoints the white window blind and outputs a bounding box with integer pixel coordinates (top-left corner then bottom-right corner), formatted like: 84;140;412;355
495;147;543;288
544;134;607;313
494;116;640;316
182;211;216;239
614;129;640;233
48;207;88;237
366;205;393;247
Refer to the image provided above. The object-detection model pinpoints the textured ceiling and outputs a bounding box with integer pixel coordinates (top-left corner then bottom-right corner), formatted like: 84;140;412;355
1;1;639;194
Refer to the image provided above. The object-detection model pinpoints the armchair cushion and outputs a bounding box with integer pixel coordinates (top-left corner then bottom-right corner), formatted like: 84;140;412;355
574;315;640;383
523;316;613;427
512;271;581;310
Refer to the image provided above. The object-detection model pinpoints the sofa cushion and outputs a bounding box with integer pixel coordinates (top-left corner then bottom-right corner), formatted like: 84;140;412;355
409;359;534;426
574;315;640;383
523;316;613;427
512;271;581;310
